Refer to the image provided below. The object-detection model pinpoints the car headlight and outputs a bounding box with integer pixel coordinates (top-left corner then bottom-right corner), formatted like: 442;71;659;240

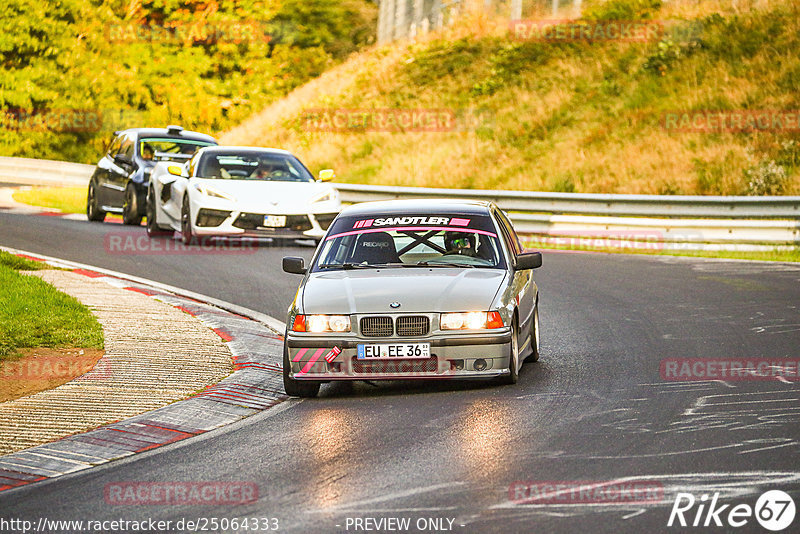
441;311;505;330
311;189;337;203
194;183;236;201
292;314;351;333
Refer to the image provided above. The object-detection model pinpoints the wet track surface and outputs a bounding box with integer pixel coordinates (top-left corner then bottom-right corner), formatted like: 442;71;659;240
2;211;800;533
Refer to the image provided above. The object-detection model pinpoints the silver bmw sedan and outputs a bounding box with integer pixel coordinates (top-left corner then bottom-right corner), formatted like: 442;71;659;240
281;199;542;397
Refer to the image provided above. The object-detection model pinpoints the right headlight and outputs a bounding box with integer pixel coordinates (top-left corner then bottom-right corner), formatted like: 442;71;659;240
441;311;505;330
194;183;236;201
311;189;337;204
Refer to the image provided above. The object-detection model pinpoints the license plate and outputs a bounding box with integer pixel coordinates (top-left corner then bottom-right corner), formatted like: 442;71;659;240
357;343;430;360
263;215;286;227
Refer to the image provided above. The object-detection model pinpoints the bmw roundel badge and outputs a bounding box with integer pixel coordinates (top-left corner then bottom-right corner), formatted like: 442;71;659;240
390;302;401;309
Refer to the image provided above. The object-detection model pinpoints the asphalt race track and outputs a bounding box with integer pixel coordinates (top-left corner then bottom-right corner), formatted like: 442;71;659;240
2;210;800;533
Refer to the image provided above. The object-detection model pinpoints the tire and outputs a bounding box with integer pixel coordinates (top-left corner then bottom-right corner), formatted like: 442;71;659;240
145;188;172;238
86;181;106;222
181;195;194;245
122;184;143;226
524;301;540;363
499;317;520;385
283;344;320;398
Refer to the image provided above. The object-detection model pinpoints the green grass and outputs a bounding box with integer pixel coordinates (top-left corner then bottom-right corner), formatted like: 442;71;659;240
0;250;50;271
13;186;87;214
0;257;103;360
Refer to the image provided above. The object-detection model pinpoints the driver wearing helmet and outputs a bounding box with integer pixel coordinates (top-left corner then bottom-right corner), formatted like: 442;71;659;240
444;231;477;256
141;144;154;161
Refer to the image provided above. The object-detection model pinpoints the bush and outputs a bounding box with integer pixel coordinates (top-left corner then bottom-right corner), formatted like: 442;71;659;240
745;160;788;195
584;0;662;22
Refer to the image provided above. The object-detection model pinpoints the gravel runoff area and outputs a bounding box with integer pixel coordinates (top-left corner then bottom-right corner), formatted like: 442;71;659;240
0;270;234;455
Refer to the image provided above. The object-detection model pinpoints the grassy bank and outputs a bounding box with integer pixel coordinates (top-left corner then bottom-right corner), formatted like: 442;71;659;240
13;186;87;214
0;251;103;360
222;0;800;196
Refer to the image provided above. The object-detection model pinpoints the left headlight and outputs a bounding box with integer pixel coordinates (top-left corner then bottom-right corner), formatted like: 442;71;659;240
311;189;337;204
194;183;236;201
292;314;351;333
441;311;505;330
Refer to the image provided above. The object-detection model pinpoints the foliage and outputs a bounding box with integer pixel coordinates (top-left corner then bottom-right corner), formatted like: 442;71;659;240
0;0;376;163
745;160;788;195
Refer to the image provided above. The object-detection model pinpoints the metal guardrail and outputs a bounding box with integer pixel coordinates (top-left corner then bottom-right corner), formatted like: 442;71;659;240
333;183;800;219
0;156;797;248
0;156;93;187
332;184;800;247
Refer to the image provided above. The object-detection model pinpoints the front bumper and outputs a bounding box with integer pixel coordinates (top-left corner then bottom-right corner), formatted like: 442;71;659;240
285;330;512;381
193;211;338;240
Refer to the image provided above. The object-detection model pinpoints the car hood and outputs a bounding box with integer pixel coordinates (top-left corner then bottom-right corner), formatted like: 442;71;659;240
191;178;337;212
301;268;507;314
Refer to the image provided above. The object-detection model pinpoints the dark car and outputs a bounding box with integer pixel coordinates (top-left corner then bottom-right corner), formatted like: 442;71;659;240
86;125;217;224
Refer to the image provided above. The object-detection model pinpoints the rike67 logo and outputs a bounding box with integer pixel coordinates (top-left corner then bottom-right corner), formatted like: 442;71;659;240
668;490;795;531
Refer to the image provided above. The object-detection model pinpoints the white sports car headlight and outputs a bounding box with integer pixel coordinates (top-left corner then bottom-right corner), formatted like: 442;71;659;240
311;189;337;203
194;183;236;201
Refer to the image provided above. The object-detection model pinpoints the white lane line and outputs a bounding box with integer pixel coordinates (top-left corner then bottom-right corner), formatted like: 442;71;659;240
739;441;797;455
622;509;646;520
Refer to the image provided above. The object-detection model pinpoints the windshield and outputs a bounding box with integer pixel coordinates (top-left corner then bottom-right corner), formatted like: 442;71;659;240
139;138;214;163
196;152;314;182
314;214;506;271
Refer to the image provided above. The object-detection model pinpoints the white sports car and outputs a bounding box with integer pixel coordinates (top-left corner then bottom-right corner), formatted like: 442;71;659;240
146;146;341;244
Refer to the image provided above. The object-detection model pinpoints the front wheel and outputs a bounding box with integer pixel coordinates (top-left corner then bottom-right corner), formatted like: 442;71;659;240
122;184;143;226
524;302;540;363
146;188;172;237
181;195;194;245
283;345;320;398
86;181;106;222
499;318;520;385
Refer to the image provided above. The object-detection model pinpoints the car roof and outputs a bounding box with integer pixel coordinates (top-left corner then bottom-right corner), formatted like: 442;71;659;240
338;199;495;217
120;128;217;144
196;146;294;156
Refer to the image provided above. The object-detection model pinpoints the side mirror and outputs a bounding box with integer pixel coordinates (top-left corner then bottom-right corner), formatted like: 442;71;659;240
318;169;335;182
167;165;185;177
283;256;307;275
515;251;542;270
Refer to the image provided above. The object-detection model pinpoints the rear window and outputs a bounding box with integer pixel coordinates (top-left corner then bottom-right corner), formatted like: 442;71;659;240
139;138;214;163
